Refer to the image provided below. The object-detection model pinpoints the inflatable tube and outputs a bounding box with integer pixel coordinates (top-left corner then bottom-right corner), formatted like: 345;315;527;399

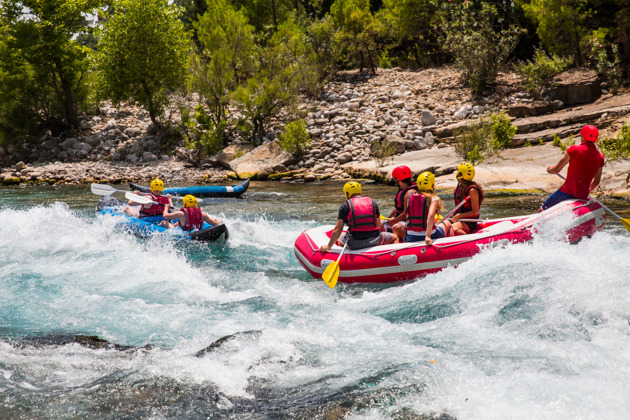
97;196;228;242
129;178;249;198
294;199;605;284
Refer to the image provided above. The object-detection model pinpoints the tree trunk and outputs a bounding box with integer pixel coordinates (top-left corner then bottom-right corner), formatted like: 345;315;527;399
53;59;78;131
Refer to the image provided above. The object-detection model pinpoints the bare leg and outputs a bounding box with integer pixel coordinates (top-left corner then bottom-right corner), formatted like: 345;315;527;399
392;222;406;241
452;221;470;236
123;206;139;217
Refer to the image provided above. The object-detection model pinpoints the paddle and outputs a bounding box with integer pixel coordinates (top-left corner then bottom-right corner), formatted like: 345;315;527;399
444;196;471;221
91;183;128;196
124;191;158;205
321;242;348;289
555;174;630;232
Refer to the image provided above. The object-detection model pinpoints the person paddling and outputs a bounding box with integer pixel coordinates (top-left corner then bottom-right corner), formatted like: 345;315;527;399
124;178;172;220
386;165;419;240
320;181;398;252
540;125;605;211
162;195;222;231
403;172;453;245
451;162;484;235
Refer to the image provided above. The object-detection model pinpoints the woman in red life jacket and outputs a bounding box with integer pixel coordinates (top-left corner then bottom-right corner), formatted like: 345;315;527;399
540;124;604;211
451;162;484;235
124;178;173;221
403;172;453;245
319;181;399;252
386;165;419;241
162;195;222;231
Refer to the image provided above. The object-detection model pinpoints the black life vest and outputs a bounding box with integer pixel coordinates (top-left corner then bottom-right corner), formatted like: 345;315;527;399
454;183;483;215
346;196;379;233
394;183;419;216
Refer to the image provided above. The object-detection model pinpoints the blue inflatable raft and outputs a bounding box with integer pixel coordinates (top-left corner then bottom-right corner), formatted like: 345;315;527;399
129;178;249;198
97;196;229;242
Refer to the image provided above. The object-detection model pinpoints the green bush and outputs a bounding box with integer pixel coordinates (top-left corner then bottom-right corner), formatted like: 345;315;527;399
278;119;312;155
599;123;630;161
489;111;518;151
181;105;227;159
371;138;397;167
515;48;571;99
551;133;575;153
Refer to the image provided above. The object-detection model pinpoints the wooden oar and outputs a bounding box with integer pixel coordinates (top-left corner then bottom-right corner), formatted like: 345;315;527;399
555;174;630;232
321;242;348;289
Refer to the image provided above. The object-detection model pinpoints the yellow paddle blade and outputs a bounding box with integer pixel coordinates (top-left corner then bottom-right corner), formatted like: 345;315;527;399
380;215;387;220
321;261;340;289
622;218;630;233
435;214;443;222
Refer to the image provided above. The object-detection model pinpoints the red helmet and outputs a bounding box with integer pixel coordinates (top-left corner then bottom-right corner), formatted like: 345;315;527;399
392;166;412;181
580;125;599;142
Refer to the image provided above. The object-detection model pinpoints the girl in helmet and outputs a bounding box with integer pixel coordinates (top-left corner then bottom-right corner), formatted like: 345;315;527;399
403;172;453;245
451;162;484;235
387;165;418;240
319;181;398;252
124;178;173;221
162;195;222;231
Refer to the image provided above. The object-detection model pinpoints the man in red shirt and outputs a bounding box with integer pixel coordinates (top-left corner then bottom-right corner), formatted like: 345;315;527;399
540;125;605;211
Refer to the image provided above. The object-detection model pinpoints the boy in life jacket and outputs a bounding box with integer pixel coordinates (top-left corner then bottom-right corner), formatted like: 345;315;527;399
451;162;484;235
540;124;604;211
403;172;453;245
162;195;222;231
124;178;173;223
319;181;399;252
386;165;419;240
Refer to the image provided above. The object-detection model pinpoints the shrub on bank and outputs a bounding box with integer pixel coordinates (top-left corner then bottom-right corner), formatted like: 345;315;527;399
515;48;572;99
599;123;630;161
278;119;312;155
454;112;517;164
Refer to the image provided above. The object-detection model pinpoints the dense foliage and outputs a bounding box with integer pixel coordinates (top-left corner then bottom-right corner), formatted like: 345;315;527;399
0;0;628;150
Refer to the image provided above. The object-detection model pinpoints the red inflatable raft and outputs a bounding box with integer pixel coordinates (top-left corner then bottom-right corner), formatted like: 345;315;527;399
294;199;606;284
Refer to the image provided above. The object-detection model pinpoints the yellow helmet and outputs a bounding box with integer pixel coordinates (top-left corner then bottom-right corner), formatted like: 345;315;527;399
456;162;475;181
343;181;362;199
416;172;435;192
182;195;197;208
150;178;165;192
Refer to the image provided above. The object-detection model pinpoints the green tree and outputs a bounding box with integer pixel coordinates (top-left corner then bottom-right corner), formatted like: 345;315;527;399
94;0;190;128
303;16;344;92
515;48;572;99
442;1;523;94
518;0;589;65
192;0;255;132
233;17;305;141
330;0;381;73
378;0;442;67
0;0;102;138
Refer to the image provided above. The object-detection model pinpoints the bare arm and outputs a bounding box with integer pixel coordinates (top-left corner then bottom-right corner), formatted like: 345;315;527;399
320;219;345;252
589;166;603;192
425;198;440;245
547;152;571;174
387;191;412;225
452;188;480;222
203;212;222;226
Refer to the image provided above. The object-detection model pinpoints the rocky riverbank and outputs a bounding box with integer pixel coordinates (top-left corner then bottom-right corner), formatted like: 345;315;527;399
1;66;629;195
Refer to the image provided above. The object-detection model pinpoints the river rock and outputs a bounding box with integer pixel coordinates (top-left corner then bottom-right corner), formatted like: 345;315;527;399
549;67;601;105
382;134;406;154
230;141;295;176
421;110;436;126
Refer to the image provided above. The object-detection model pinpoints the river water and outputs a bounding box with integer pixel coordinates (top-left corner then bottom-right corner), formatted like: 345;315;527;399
1;182;630;419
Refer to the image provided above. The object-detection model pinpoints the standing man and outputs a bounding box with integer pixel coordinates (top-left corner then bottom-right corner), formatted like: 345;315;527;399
540;125;605;211
320;181;399;252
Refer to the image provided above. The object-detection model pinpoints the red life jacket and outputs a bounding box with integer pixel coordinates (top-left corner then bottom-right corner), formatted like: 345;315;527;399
394;183;418;216
454;183;483;216
139;195;170;217
406;193;431;232
346;196;379;233
179;207;203;231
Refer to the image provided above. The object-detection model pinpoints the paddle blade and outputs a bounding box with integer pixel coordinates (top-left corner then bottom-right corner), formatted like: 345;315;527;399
90;183;116;195
622;218;630;233
321;261;340;289
124;191;155;205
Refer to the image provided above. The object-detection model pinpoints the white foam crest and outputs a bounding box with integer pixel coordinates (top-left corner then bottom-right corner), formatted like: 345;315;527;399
222;213;315;249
